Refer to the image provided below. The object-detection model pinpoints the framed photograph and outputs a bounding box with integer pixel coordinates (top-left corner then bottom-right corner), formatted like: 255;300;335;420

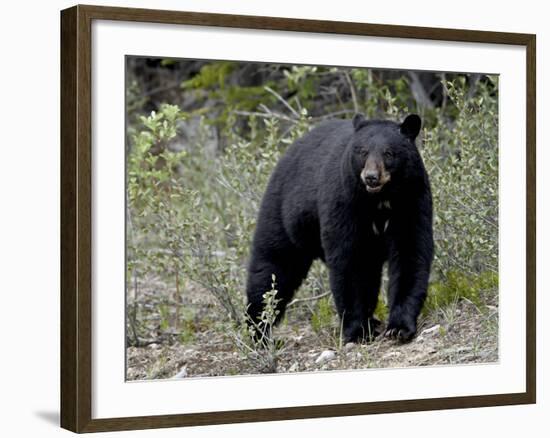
60;4;536;433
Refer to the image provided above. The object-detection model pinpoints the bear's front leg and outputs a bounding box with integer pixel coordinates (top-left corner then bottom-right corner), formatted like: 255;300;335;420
385;203;433;342
386;255;432;342
328;258;384;343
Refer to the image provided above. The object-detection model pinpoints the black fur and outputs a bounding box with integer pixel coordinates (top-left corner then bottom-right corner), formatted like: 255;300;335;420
246;114;433;343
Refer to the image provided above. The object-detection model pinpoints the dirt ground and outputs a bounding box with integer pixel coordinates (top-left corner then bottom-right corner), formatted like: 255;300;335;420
126;276;498;381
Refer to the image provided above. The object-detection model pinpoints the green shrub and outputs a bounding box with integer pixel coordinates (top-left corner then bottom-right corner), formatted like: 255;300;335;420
423;77;499;280
424;271;498;314
234;275;286;373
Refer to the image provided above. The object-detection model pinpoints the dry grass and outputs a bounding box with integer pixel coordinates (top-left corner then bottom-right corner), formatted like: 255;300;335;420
126;275;498;380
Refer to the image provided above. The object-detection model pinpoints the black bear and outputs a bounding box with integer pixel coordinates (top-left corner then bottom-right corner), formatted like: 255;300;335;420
246;114;433;343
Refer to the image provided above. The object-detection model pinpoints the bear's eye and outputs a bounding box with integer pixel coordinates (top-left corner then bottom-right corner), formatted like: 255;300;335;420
384;151;394;159
360;149;369;158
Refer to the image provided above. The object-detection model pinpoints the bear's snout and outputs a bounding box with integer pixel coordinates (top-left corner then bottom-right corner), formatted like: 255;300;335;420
361;169;386;193
362;170;379;186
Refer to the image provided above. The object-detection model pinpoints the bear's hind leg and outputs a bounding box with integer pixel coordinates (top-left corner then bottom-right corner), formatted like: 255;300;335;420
246;250;313;330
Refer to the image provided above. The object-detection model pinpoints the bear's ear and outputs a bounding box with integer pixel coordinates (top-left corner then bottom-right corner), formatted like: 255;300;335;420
400;114;422;140
352;113;367;131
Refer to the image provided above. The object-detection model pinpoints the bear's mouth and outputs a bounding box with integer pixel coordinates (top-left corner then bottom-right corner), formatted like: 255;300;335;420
365;182;383;193
360;168;390;194
365;184;382;193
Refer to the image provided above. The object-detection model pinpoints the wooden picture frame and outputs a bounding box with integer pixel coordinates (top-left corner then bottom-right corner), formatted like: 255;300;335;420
60;4;536;433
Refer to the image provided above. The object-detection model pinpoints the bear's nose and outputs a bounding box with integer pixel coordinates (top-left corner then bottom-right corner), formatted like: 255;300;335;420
363;171;379;186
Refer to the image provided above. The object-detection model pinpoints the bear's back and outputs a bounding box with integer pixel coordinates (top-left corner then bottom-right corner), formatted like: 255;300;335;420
262;119;352;253
273;119;353;188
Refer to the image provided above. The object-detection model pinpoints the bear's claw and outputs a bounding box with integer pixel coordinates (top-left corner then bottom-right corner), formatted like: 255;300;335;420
384;326;415;343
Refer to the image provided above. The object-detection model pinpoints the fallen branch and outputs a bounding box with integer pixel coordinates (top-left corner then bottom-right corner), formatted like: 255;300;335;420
288;291;331;307
233;109;295;123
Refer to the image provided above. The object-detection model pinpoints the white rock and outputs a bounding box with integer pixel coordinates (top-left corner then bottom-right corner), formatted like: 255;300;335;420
421;324;441;336
172;367;187;379
315;350;336;364
344;342;355;351
383;351;402;359
288;362;300;373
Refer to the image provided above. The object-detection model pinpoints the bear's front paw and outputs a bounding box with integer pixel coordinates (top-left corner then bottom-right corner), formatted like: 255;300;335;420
384;313;417;343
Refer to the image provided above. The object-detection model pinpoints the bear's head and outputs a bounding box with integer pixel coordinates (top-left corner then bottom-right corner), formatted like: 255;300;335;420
350;113;422;194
